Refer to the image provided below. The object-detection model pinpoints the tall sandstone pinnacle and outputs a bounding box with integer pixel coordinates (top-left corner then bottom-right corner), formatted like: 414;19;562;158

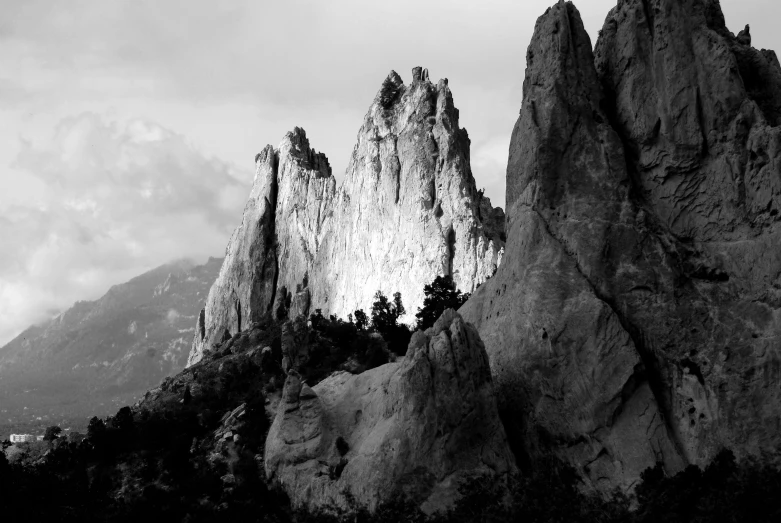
461;0;781;492
308;68;505;322
189;69;504;366
189;131;336;366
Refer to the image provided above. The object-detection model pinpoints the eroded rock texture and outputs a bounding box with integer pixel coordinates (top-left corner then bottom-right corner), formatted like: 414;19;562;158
264;310;516;514
461;0;781;492
189;71;504;365
308;69;505;321
188;130;335;365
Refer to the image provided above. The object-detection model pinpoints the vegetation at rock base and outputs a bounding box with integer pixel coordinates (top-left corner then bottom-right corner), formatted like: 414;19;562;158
353;309;369;331
308;308;391;377
370;290;412;356
2;282;781;521
415;275;470;331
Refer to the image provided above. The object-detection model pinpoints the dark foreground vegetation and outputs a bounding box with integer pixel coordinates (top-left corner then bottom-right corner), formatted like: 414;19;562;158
2;278;780;522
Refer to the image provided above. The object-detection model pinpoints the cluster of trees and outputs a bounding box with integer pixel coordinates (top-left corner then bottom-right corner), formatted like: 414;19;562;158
310;274;470;359
0;326;288;521
296;449;781;523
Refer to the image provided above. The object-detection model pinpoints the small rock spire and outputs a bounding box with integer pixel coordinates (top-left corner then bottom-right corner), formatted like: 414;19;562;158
737;24;751;46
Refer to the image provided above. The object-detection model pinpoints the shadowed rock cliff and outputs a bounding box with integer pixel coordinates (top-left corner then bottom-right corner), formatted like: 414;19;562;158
593;0;781;473
461;0;684;491
462;0;781;492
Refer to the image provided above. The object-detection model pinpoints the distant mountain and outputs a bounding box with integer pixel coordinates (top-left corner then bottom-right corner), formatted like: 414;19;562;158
0;257;222;435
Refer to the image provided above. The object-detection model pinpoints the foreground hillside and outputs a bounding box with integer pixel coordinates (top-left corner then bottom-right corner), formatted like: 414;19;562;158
0;258;221;435
2;304;780;522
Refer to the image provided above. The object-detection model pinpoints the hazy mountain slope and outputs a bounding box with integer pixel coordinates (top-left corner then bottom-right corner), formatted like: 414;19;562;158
0;257;222;434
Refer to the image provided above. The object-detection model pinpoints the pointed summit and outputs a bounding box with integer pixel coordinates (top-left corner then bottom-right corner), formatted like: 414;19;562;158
189;129;335;365
307;66;505;322
280;127;332;178
463;0;781;493
462;0;684;492
189;70;504;365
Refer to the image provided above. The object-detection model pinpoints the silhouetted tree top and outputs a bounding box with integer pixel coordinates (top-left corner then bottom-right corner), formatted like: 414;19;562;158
371;291;405;333
43;426;62;443
415;275;470;331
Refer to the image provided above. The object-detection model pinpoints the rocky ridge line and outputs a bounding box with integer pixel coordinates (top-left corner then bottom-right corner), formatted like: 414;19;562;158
189;69;504;366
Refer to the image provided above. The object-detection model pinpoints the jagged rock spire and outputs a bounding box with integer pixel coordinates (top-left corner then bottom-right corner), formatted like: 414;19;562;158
462;1;684;491
307;66;505;323
188;131;335;365
189;68;504;365
462;0;781;493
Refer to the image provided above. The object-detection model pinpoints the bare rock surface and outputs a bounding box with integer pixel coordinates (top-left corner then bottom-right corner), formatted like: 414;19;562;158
189;130;335;365
462;0;781;493
308;70;505;322
264;310;516;514
189;72;504;365
592;0;781;469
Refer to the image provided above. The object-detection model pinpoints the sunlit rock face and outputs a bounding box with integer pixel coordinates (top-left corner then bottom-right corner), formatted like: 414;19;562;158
461;0;781;493
189;70;504;365
308;68;505;322
264;310;516;514
188;131;335;366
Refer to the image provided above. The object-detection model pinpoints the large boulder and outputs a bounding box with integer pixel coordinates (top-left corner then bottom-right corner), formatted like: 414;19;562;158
264;310;516;514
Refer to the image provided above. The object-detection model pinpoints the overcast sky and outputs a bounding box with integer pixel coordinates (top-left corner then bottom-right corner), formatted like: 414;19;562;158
0;0;776;346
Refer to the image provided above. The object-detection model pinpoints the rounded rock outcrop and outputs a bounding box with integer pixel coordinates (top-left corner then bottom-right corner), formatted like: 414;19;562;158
264;310;516;514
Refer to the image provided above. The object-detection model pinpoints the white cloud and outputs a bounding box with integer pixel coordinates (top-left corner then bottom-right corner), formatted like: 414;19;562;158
0;113;251;345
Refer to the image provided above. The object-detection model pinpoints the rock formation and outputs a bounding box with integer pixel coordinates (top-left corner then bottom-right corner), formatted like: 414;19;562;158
307;68;505;322
264;310;516;514
189;71;504;365
189;130;336;365
461;0;781;492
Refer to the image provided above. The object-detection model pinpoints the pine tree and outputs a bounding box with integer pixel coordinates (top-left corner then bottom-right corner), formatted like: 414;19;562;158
415;275;470;331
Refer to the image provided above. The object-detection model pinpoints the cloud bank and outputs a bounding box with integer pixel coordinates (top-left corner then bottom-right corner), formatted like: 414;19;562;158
0;113;250;345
